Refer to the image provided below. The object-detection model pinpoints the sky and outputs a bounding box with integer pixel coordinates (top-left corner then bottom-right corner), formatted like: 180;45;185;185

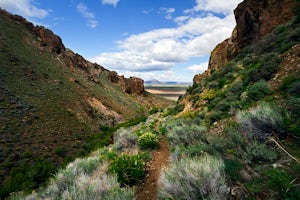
0;0;243;82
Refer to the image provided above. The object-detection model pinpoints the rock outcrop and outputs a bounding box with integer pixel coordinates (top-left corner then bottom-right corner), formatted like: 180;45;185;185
234;0;296;49
0;9;65;54
108;71;126;87
194;0;297;83
125;77;145;95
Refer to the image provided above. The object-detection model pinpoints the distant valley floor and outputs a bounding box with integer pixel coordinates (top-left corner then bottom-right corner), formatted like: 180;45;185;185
145;85;189;101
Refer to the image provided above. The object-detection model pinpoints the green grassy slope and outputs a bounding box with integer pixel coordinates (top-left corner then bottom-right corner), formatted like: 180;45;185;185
173;15;300;199
0;11;171;198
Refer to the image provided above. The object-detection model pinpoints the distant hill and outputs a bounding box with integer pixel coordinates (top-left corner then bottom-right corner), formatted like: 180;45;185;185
145;79;192;86
0;8;171;197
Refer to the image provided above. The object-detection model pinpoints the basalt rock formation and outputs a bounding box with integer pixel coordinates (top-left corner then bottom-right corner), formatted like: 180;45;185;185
125;77;145;95
194;0;297;83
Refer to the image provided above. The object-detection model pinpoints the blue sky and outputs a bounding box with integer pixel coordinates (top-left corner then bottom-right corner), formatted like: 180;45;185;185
0;0;243;82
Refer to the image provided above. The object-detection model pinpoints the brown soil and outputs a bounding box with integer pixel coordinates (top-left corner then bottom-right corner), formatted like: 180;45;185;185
136;136;170;200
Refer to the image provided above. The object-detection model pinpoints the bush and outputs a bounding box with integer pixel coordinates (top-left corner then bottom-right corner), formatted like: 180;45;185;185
264;168;293;192
166;122;206;146
39;174;134;200
182;143;214;157
108;154;145;186
279;76;299;92
207;111;223;124
149;107;160;115
0;158;56;198
246;54;280;83
245;80;271;102
288;81;300;96
210;122;248;157
138;132;160;150
243;141;278;164
224;159;244;182
200;89;217;100
237;102;285;140
158;155;228;200
113;128;138;150
166;103;184;116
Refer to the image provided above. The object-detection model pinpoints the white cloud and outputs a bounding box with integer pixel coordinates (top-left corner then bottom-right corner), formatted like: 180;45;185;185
185;0;242;15
142;9;153;15
90;0;242;81
187;62;208;73
118;70;183;82
91;14;235;70
160;7;175;20
101;0;119;7
0;0;48;18
77;3;98;28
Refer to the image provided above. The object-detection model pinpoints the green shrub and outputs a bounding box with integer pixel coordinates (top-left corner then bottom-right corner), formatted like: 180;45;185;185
288;81;300;96
183;143;214;157
113;128;138;150
108;154;145;186
207;111;224;124
237;102;285;140
149;107;160;115
263;168;300;199
224;159;244;182
159;122;167;135
279;76;299;92
166;103;184;116
165;122;207;146
158;155;228;200
243;141;278;164
264;168;292;192
245;178;264;194
246;54;280;83
0;158;56;198
55;147;65;157
245;80;271;102
138;132;160;150
201;89;217;100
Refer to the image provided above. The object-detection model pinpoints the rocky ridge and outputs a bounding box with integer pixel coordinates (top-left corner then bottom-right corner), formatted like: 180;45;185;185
194;0;296;83
0;8;144;95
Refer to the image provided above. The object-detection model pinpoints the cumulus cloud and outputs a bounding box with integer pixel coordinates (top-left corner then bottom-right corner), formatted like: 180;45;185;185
101;0;119;7
160;7;175;20
91;14;235;69
90;0;242;81
119;70;181;82
77;3;98;28
187;62;208;73
186;0;242;15
0;0;48;18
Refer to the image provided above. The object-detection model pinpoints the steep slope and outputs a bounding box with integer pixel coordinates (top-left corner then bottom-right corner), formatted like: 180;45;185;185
194;0;296;81
176;0;300;199
0;9;171;197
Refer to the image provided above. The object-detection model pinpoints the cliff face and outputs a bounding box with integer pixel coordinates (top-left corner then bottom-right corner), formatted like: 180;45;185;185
194;0;296;83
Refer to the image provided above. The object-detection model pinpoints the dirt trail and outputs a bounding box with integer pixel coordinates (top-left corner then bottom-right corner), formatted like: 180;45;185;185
136;135;170;200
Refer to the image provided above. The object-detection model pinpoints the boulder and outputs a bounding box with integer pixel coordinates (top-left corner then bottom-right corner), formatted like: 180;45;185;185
125;77;145;95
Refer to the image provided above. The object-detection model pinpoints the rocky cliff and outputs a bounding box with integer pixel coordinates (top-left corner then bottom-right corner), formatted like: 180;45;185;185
194;0;297;83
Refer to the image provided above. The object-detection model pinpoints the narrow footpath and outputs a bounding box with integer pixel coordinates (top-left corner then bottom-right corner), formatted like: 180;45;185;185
136;135;170;200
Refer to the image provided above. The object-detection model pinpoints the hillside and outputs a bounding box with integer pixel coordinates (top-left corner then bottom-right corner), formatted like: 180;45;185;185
2;0;300;199
0;9;172;198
